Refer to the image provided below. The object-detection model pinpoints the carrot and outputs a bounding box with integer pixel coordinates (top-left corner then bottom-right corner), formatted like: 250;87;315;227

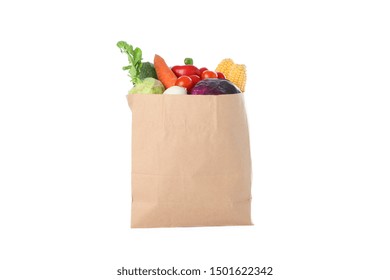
154;54;177;88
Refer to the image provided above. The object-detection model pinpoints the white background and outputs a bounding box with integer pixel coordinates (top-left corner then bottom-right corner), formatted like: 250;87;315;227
1;0;389;279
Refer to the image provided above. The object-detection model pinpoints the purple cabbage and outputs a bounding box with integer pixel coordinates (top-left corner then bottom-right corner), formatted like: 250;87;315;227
189;78;241;95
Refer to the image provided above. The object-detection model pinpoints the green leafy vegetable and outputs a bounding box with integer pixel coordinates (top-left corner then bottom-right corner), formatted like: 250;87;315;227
117;41;143;85
128;78;165;94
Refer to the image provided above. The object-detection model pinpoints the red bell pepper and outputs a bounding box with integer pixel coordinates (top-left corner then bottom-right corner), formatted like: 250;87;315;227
171;65;201;77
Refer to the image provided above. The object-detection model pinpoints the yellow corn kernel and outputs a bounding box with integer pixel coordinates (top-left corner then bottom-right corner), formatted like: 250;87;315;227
215;58;234;76
227;64;246;92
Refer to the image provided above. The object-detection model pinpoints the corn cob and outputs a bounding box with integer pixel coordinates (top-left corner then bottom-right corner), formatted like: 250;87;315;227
215;58;234;76
227;64;246;92
216;58;247;92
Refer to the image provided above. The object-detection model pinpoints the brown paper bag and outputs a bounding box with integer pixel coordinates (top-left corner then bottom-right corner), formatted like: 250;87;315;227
127;93;252;228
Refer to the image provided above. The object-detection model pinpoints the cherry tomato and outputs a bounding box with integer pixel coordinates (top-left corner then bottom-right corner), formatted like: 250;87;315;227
201;70;218;80
217;72;226;79
189;75;201;86
175;75;193;90
199;67;208;75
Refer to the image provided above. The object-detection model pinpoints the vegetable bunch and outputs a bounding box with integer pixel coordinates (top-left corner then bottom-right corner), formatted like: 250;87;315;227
117;41;247;95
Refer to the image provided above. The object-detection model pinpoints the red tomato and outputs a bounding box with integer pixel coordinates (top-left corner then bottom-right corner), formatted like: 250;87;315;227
175;75;193;90
189;75;201;86
201;70;218;79
217;72;226;79
199;67;208;75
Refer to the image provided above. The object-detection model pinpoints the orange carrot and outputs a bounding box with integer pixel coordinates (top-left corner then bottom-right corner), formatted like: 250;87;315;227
154;54;177;88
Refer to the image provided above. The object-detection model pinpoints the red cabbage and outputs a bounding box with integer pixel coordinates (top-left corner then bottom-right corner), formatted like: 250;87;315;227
189;78;241;95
